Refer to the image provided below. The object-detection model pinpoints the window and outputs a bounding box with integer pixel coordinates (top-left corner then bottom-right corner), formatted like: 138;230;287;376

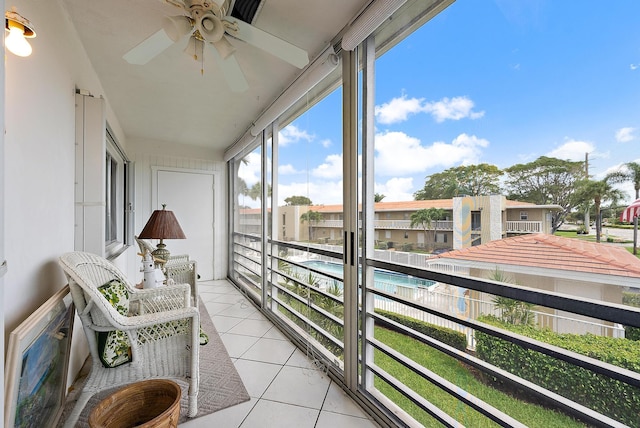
105;152;117;244
436;233;448;243
520;211;528;221
75;94;133;256
105;128;132;255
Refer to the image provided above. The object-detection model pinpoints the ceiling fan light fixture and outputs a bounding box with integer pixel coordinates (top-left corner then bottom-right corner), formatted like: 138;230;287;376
5;8;35;57
197;12;224;43
163;15;192;42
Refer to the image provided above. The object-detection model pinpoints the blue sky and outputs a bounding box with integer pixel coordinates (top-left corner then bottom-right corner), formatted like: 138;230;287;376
240;0;640;207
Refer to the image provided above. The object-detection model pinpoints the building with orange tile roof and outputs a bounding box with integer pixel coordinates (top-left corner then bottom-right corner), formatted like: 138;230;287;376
427;234;640;335
271;195;561;249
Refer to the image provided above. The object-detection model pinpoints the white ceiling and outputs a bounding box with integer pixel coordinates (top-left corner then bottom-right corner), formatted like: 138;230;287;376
59;0;370;151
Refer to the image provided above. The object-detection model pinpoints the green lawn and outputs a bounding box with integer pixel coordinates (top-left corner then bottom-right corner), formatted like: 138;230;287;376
374;327;585;428
625;247;640;259
554;230;598;241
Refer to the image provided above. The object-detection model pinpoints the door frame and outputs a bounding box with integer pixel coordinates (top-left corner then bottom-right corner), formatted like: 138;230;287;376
150;166;226;279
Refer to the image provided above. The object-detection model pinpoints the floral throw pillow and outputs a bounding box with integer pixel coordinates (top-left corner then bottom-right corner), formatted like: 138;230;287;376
97;279;132;368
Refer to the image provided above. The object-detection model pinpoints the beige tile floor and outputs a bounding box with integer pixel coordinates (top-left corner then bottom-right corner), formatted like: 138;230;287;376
180;279;380;428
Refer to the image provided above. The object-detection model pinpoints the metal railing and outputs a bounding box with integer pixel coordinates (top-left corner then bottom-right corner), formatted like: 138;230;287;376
231;232;640;427
505;220;543;233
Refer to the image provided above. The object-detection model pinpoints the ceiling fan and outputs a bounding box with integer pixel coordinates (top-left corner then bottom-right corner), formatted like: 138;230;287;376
123;0;309;92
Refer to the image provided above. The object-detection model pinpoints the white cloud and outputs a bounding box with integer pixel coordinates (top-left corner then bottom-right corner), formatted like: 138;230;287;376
546;139;595;161
616;127;636;143
278;164;298;175
374;131;489;176
277;180;343;206
374;95;484;125
375;95;426;125
375;177;415;201
312;154;343;179
279;125;314;146
424;96;485;123
631;64;639;70
320;138;332;148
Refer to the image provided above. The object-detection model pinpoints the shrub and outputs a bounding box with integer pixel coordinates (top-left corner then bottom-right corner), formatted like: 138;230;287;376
622;291;640;307
475;315;640;426
375;309;467;351
625;326;640;341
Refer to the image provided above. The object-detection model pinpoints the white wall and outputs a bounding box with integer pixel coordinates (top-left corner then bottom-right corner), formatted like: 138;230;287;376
1;0;6;420
3;0;129;388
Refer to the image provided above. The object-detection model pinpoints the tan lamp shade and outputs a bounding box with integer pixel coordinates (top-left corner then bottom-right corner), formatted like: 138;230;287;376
138;204;186;264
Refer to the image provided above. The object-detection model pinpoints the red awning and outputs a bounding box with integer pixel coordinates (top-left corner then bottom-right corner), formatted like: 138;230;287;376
621;198;640;222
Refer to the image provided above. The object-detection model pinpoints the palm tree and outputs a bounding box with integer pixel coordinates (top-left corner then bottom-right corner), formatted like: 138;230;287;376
609;161;640;253
374;193;386;202
609;161;640;199
573;177;626;242
409;208;445;250
300;210;323;242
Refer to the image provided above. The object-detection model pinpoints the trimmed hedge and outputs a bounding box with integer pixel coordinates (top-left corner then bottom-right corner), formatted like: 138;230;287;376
476;315;640;426
375;309;467;351
622;291;640;307
622;292;640;340
626;325;640;341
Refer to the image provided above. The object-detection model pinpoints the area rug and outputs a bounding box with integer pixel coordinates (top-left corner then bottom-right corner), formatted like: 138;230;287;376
58;300;250;426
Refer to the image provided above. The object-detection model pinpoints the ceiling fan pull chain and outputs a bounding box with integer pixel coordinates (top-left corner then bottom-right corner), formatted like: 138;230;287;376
201;38;205;75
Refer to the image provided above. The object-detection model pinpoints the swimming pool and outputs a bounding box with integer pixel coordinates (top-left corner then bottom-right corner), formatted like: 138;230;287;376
299;260;435;295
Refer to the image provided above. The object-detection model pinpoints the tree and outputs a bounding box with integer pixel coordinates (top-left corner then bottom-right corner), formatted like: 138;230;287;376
573;177;626;242
284;195;312;206
409;208;445;250
300;210;323;241
488;268;535;326
414;164;502;200
504;156;585;232
608;161;640;200
608;161;640;254
374;193;386;202
236;177;249;198
247;182;272;202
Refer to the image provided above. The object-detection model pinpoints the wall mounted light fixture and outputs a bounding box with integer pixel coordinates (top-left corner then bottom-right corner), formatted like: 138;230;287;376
5;8;35;57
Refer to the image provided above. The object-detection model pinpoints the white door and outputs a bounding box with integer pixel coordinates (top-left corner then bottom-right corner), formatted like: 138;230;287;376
154;169;215;280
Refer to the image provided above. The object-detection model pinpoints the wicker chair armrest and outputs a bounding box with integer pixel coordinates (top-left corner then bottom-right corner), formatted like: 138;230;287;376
167;254;190;265
109;306;200;331
130;282;190;299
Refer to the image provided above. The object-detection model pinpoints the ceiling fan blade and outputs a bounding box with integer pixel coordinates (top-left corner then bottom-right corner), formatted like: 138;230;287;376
123;29;174;65
223;17;309;69
207;43;249;93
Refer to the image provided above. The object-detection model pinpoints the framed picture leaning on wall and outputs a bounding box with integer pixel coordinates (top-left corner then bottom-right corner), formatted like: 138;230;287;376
4;285;75;428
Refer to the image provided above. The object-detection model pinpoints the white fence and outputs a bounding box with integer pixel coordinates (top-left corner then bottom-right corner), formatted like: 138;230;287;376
265;242;627;347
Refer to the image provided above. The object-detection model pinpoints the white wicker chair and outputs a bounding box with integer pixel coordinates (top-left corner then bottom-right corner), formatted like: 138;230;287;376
58;251;199;427
165;259;199;305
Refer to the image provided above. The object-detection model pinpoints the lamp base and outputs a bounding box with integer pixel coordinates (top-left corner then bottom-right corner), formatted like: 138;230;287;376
151;243;170;269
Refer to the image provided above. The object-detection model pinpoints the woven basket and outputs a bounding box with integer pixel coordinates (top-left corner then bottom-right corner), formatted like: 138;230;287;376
88;379;181;428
